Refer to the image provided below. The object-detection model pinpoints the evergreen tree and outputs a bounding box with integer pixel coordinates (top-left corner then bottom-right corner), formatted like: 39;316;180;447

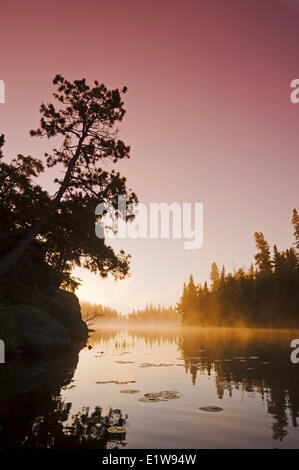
273;245;284;275
292;208;299;252
210;262;220;291
176;275;198;325
219;266;226;290
254;232;272;275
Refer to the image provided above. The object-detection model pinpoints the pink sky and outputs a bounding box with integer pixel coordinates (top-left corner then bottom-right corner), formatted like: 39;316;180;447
1;0;299;312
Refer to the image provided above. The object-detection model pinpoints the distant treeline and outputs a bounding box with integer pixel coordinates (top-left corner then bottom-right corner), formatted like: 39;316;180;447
80;301;179;325
80;301;120;322
127;304;180;324
177;209;299;327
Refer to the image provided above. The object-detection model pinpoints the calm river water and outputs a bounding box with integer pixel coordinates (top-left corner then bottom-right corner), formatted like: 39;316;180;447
1;325;299;448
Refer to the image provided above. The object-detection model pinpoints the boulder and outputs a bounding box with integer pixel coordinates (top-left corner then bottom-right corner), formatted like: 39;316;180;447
0;304;71;356
0;277;88;358
41;289;88;340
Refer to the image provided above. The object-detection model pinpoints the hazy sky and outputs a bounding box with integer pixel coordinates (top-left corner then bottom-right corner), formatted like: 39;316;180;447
1;0;299;312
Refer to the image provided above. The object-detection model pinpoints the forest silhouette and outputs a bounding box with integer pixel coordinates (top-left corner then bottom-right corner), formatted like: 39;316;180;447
81;301;180;325
177;209;299;327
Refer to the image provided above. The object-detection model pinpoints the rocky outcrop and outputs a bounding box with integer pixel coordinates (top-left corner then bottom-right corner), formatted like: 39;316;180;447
0;305;71;356
0;278;88;357
41;289;88;340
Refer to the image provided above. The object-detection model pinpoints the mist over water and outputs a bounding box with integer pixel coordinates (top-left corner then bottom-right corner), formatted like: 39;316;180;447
1;324;299;448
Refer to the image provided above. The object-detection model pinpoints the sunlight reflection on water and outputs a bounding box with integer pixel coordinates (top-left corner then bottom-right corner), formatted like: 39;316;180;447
59;325;299;449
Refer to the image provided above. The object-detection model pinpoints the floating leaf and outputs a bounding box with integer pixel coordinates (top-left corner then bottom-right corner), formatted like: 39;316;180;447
199;406;223;412
139;363;174;368
138;390;181;403
115;380;136;384
96;380;117;384
107;426;126;434
96;380;136;385
115;360;135;364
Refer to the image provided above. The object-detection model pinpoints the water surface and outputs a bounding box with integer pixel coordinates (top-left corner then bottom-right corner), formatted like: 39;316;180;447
1;326;299;448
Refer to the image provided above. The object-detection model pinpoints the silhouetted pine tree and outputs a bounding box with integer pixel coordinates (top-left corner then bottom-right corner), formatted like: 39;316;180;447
292;209;299;253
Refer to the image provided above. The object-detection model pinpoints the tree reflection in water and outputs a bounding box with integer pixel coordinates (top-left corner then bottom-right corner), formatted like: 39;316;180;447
89;326;299;443
2;326;299;447
178;328;299;442
1;389;127;449
24;402;127;449
0;346;128;449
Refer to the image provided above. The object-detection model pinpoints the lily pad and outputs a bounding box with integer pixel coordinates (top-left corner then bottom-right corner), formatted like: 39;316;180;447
120;389;140;394
107;426;126;434
139;363;174;368
199;406;223;412
138;390;181;403
115;380;136;384
156;363;175;367
138;396;160;402
96;380;136;385
96;380;117;384
115;360;135;364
